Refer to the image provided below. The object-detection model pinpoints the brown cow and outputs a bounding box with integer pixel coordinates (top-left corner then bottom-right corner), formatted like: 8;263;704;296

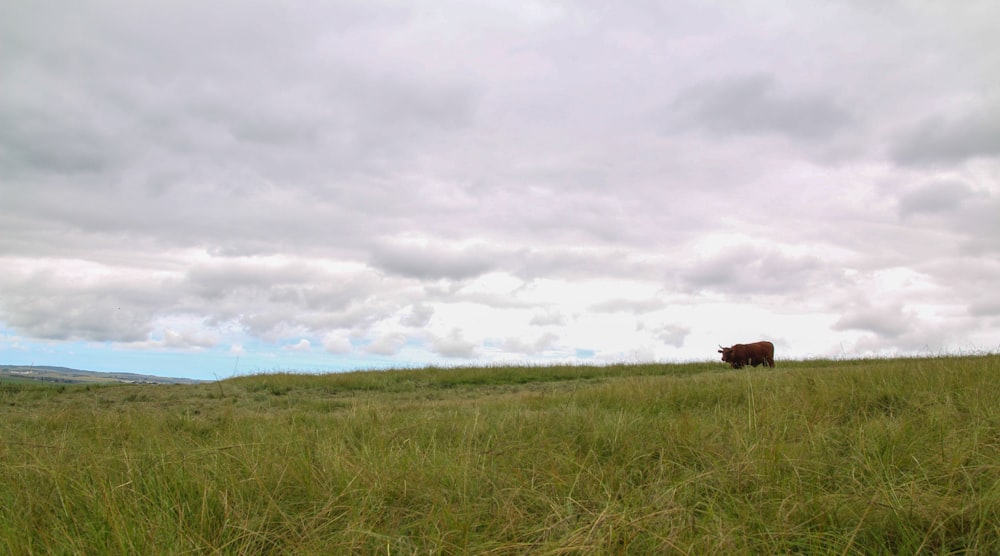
718;341;775;369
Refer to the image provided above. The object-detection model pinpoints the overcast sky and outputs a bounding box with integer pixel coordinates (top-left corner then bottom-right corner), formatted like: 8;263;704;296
2;1;999;380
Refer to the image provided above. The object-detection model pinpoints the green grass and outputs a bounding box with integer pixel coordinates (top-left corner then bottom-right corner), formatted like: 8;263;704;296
1;356;999;554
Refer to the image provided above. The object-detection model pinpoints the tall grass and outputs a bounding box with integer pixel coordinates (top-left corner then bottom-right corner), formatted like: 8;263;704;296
1;356;998;553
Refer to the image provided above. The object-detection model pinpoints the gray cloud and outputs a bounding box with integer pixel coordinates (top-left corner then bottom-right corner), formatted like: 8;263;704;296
401;304;435;328
589;298;666;315
516;248;664;280
833;304;913;339
680;245;837;296
3;1;1000;375
364;333;408;356
653;325;690;348
429;329;480;359
898;181;976;217
895;187;1000;255
529;311;566;327
0;275;159;343
891;110;1000;166
3;299;152;343
370;239;500;281
501;332;560;356
0;253;409;350
970;298;1000;318
666;73;852;141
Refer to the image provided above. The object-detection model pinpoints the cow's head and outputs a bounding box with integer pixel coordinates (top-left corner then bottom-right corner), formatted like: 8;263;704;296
718;345;733;363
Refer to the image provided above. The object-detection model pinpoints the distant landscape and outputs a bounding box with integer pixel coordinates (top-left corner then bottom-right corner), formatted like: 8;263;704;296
1;355;998;553
0;365;204;385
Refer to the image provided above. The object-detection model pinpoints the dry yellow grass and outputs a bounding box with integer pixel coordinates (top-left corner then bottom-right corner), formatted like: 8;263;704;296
1;356;998;553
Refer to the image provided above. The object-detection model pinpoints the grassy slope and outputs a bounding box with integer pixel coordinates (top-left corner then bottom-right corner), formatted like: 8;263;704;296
1;357;998;554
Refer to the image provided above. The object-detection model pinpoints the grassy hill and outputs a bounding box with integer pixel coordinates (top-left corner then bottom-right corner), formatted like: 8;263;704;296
1;356;998;553
0;365;204;385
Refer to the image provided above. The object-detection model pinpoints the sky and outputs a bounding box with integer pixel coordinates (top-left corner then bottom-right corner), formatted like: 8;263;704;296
2;1;999;381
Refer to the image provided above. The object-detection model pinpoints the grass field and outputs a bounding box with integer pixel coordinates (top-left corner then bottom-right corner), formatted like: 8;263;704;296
1;356;998;554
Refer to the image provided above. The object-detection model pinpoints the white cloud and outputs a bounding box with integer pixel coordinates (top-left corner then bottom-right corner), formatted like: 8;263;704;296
284;339;312;352
364;333;408;356
429;329;480;359
322;332;352;354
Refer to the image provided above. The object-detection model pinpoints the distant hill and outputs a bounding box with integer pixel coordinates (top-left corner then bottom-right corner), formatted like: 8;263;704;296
0;365;205;385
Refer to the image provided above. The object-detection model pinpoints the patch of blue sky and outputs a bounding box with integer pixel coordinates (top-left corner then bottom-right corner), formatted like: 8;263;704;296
0;325;399;381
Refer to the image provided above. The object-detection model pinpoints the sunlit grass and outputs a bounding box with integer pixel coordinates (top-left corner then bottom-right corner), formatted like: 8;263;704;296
1;356;998;553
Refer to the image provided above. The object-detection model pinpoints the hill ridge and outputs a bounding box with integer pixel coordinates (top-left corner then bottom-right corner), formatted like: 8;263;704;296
0;364;204;385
